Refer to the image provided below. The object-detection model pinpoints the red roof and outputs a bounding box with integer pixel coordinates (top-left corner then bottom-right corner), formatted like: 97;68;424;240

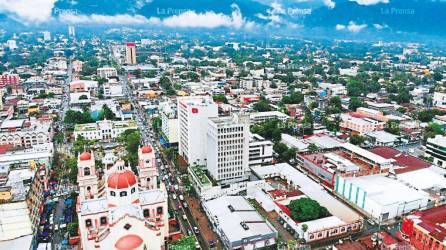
126;42;136;47
0;144;13;154
115;234;143;250
369;146;431;173
410;205;446;241
141;146;152;154
107;170;137;189
79;152;91;161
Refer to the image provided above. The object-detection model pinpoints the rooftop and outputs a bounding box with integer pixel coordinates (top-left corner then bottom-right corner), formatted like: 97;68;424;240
203;196;277;243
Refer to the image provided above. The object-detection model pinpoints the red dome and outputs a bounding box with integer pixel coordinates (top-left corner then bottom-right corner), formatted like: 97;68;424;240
107;170;137;189
115;234;143;250
141;146;152;154
79;152;91;161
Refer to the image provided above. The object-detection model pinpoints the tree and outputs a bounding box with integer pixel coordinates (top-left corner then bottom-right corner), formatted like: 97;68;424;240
79;95;88;100
424;123;445;142
170;236;196;250
288;198;330;222
64;110;94;124
99;104;116;120
152;117;162;132
213;94;228;104
326;96;342;114
417;109;445;123
348;97;366;111
350;134;365;145
67;222;79;237
308;143;318;153
384;120;400;135
253;99;272;112
65;157;78;184
119;129;141;169
282;92;304;104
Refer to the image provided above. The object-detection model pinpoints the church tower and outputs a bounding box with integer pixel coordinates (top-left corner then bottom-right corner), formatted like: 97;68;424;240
138;146;158;190
77;151;99;200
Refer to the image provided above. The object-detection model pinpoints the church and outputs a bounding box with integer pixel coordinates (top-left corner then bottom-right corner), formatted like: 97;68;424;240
76;145;168;250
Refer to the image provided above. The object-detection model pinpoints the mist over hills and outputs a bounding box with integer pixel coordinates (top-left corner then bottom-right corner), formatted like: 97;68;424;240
0;0;445;40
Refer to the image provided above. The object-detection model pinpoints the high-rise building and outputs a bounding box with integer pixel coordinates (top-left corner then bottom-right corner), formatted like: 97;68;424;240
68;25;75;37
42;31;51;41
125;42;137;65
206;113;250;184
177;96;218;165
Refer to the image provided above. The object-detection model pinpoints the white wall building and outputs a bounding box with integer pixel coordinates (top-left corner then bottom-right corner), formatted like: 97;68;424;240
334;175;430;221
249;134;273;167
160;103;178;144
249;111;289;124
73;119;137;140
425;134;446;168
0;119;53;148
97;67;118;78
202;196;278;250
177;96;218;165
207;114;250;184
433;92;446;108
103;82;123;97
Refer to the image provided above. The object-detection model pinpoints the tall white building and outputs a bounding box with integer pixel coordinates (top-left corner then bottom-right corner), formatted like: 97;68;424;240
207;114;250;184
178;96;218;165
42;31;51;41
68;26;76;38
6;40;17;51
160;102;178;144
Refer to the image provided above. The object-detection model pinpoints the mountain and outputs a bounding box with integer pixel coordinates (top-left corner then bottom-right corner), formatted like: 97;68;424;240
1;0;446;40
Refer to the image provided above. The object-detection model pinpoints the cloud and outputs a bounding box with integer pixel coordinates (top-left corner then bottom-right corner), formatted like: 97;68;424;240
373;23;388;30
350;0;389;5
335;24;346;30
0;0;57;23
336;21;367;32
59;13;160;25
347;21;367;32
162;4;246;29
323;0;336;8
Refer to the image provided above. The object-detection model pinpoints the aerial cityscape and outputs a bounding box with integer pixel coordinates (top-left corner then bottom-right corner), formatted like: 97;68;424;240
0;0;446;250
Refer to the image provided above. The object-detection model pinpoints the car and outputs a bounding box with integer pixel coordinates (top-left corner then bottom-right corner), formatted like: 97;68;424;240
193;226;199;234
179;194;184;201
183;202;188;208
172;194;177;200
182;214;187;220
195;241;200;249
367;219;376;225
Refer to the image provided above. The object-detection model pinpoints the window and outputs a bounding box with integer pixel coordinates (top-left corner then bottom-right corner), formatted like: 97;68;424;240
157;206;163;215
84;167;90;176
124;223;132;230
85;219;92;227
110;191;116;196
120;191;127;197
131;187;136;194
87;186;91;191
100;216;107;225
143;209;150;217
146;177;151;182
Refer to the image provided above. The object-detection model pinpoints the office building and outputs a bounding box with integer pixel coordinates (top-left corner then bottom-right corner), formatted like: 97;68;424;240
425;134;446;168
97;67;118;78
125;42;137;65
177;96;218;165
207;114;250;184
68;26;75;37
42;31;51;41
160;102;178;145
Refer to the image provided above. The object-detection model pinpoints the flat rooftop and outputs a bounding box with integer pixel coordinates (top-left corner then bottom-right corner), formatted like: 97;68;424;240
203;196;277;243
